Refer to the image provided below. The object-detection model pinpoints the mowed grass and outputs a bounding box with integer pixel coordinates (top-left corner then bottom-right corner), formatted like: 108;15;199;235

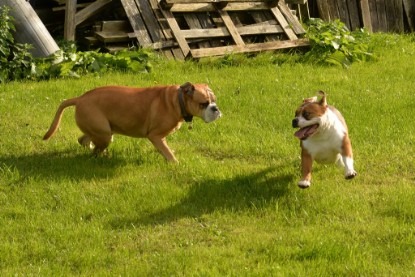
0;33;415;275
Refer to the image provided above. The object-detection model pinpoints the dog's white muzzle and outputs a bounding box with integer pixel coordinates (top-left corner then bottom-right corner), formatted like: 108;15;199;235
202;103;221;123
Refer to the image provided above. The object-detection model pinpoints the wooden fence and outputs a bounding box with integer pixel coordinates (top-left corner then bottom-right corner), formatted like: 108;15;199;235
311;0;415;32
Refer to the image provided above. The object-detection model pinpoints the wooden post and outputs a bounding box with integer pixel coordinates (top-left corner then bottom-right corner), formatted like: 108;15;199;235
0;0;60;57
360;0;372;32
64;0;77;41
403;0;415;31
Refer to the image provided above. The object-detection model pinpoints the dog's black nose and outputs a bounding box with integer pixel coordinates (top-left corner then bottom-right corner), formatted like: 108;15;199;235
292;118;299;128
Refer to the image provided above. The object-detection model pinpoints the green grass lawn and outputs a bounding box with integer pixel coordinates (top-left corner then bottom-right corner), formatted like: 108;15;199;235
1;33;415;275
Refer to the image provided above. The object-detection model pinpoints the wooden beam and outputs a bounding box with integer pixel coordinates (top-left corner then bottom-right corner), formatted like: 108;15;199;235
95;31;130;43
190;38;309;58
163;0;273;4
120;0;152;45
218;10;245;45
270;6;297;40
75;0;112;26
403;0;415;31
278;1;306;34
169;2;274;12
65;0;113;40
159;8;191;57
134;0;162;41
180;23;283;38
64;0;77;41
148;0;182;59
346;0;361;30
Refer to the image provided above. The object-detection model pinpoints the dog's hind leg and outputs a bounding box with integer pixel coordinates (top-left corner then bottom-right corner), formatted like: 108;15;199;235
91;134;112;156
78;134;93;149
75;111;113;155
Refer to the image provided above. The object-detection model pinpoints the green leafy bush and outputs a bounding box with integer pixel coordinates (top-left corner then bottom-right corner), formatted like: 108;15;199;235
303;18;375;67
0;5;153;83
0;6;36;83
35;42;154;80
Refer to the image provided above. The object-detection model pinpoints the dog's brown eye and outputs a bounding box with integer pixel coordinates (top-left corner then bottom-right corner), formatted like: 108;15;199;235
302;111;310;119
200;102;209;109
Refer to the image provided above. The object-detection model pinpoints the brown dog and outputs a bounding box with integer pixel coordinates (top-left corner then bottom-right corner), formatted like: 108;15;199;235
43;82;221;162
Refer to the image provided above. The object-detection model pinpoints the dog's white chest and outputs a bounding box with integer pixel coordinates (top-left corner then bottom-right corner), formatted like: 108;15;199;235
304;139;342;164
302;111;346;164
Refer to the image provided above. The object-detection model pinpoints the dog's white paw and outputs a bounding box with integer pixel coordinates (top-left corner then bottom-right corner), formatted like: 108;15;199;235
298;180;311;189
345;170;357;180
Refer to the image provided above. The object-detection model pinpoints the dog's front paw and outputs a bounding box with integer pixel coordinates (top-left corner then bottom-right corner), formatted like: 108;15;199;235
345;170;357;180
298;180;311;189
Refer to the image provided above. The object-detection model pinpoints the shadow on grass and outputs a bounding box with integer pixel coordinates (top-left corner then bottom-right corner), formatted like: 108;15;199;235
0;150;127;183
110;167;294;228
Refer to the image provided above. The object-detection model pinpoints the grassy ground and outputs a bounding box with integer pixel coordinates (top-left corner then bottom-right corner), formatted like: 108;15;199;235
1;34;415;275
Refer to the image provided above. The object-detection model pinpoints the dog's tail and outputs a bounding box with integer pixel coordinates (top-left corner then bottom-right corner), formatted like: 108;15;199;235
43;98;78;140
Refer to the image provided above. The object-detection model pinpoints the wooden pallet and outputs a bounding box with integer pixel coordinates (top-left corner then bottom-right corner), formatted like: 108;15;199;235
120;0;309;59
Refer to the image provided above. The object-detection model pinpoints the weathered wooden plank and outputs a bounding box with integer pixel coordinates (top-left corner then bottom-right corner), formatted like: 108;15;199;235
190;38;309;58
169;2;273;12
360;0;372;32
163;0;273;4
239;22;283;34
148;0;178;59
195;11;224;47
285;0;307;4
250;12;279;42
316;0;331;20
64;0;77;41
403;0;415;31
135;0;163;41
95;31;130;43
169;3;212;12
328;0;341;21
184;14;211;48
367;0;378;32
278;1;306;34
120;0;152;45
374;0;387;32
346;0;361;30
101;20;131;32
270;7;297;40
314;0;363;31
75;0;112;26
335;0;350;29
180;23;283;38
298;1;310;22
159;8;191;57
128;33;179;49
386;0;403;32
218;10;245;45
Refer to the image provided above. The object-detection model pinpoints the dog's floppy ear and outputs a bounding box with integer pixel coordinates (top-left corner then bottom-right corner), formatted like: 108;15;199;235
318;90;327;107
180;82;195;95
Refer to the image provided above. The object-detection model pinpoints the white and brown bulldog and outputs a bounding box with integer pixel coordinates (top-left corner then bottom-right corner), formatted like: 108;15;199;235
43;82;221;162
292;91;357;188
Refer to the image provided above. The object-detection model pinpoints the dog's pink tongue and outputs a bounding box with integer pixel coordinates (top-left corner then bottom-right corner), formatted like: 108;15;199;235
295;125;318;139
295;128;308;139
